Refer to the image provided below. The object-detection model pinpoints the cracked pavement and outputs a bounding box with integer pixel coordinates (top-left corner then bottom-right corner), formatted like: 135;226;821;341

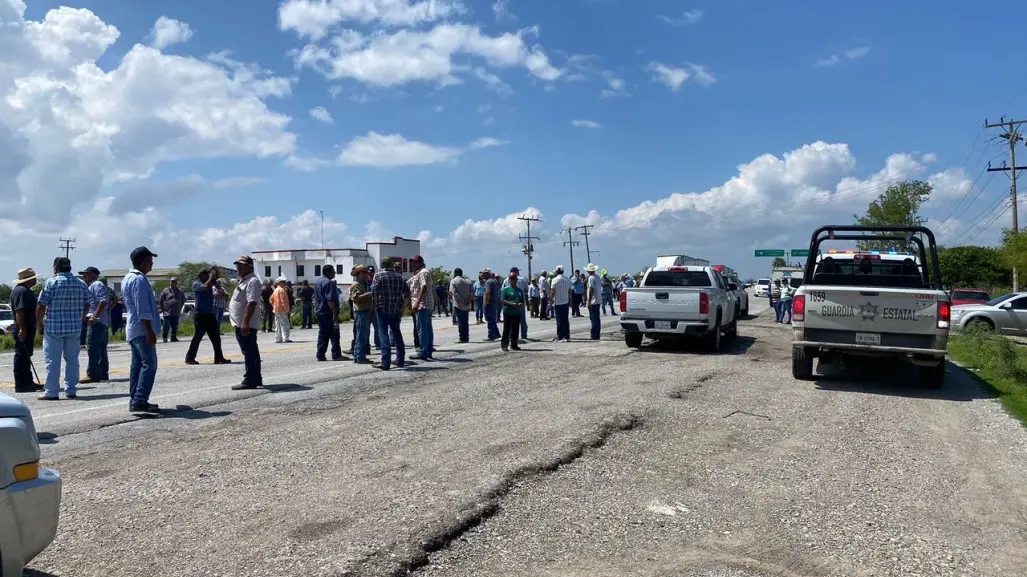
23;294;1027;577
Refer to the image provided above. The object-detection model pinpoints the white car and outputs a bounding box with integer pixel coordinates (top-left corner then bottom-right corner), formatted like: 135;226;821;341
754;278;771;297
0;308;14;336
0;393;62;576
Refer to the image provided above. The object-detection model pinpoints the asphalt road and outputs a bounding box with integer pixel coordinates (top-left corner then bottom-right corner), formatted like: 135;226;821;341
23;293;1027;577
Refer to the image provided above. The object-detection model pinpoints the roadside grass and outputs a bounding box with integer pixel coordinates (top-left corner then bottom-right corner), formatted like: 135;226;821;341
949;325;1027;427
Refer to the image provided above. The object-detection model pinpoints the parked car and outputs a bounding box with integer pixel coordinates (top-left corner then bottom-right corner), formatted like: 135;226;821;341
619;265;739;352
0;308;14;336
754;278;771;297
951;292;1027;334
790;225;950;388
949;288;991;306
0;393;62;576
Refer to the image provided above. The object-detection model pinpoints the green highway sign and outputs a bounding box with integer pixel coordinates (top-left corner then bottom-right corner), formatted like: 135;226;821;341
790;249;810;257
755;249;785;257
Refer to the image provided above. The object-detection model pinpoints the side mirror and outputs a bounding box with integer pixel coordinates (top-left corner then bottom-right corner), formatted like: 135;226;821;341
728;283;739;291
1000;302;1012;309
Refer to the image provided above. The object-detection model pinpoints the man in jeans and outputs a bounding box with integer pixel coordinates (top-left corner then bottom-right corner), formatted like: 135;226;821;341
80;266;110;382
780;279;795;324
408;255;435;361
315;265;347;361
122;247;161;413
349;265;374;364
370;257;410;370
299;280;314;329
449;268;473;343
36;257;92;401
11;268;41;393
549;265;571;342
158;278;185;342
229;255;265;389
185;266;231;365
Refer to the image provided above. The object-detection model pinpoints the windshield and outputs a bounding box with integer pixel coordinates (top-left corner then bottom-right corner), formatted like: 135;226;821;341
985;293;1017;307
757;279;770;286
643;271;712;287
0;310;11;321
952;290;989;301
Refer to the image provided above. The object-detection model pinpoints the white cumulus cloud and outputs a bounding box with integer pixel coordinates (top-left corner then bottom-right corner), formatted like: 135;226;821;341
148;16;193;50
309;106;335;124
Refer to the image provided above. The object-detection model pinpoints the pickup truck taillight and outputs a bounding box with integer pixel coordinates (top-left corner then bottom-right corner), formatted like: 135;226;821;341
619;291;627;312
792;295;805;322
699;292;709;315
937;301;950;329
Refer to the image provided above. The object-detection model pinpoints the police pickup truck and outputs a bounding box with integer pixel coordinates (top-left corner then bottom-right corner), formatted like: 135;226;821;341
790;225;950;388
619;265;738;352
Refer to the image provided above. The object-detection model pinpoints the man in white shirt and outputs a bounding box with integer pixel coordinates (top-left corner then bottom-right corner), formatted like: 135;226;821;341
549;266;571;342
538;270;551;320
585;263;602;340
229;255;264;389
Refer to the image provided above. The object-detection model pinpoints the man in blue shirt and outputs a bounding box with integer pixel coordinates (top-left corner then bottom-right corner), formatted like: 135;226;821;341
36;256;92;400
185;266;231;365
79;266;110;383
122;247;161;413
571;270;584;317
315;265;346;361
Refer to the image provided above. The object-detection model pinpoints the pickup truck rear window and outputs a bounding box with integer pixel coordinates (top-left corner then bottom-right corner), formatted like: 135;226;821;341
811;257;926;289
643;271;712;287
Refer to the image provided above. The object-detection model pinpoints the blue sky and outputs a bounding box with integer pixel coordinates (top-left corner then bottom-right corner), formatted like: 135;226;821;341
3;0;1027;282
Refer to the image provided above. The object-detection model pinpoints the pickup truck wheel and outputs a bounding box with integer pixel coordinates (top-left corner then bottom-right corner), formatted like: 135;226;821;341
918;363;945;389
792;346;814;380
741;303;749;317
624;332;643;348
724;319;738;341
704;317;722;353
967;317;994;332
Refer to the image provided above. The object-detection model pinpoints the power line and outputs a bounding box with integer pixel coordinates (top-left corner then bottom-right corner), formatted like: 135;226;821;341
517;214;541;281
984;116;1027;290
58;238;76;259
573;224;597;263
562;227;579;274
957;203;1012;246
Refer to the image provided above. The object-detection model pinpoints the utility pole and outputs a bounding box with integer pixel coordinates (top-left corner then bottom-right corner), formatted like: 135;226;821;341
58;238;76;259
562;227;579;274
574;225;596;263
517;214;542;281
986;116;1027;291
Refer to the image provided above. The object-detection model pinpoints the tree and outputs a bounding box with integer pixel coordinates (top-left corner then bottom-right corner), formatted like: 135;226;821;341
31;282;42;296
998;228;1027;286
0;284;10;303
174;261;215;289
429;266;451;287
937;245;1010;291
771;257;786;268
853;180;932;251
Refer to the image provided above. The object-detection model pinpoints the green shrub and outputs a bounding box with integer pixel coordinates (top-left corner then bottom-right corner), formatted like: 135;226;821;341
950;328;1027;427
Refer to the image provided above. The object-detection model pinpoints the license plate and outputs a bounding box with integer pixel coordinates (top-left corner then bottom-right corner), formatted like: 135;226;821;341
653;321;672;330
855;332;881;345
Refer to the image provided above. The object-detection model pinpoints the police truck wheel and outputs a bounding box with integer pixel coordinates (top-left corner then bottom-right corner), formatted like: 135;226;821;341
918;363;945;389
625;332;643;348
704;316;722;353
792;346;814;380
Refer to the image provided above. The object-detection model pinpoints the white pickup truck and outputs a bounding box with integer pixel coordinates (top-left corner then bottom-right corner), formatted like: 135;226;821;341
1;393;62;576
619;265;739;352
790;225;950;388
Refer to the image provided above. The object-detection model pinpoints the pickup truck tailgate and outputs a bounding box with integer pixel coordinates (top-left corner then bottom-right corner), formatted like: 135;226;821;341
804;286;942;346
625;289;700;320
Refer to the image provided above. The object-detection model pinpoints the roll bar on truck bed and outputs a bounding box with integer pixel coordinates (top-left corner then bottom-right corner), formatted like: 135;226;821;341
802;225;944;290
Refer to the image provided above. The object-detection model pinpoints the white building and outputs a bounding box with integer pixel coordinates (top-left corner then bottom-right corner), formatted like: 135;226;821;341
101;265;238;294
251;236;421;287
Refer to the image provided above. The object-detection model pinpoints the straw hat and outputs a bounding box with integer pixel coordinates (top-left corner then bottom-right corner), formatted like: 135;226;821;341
14;267;37;285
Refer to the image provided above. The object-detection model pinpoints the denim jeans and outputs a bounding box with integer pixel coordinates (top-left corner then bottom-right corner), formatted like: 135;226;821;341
214;307;224;328
602;294;615;315
540;296;549;320
376;312;405;369
588;304;602;340
572;293;583;316
86;322;109;380
485;303;500;339
11;326;35;388
234;327;262;386
161;315;180;340
301;304;313;328
454;308;470;342
519;306;528;339
554;304;570;340
354;310;371;361
773;301;783;322
502;312;521;349
781;298;793;323
316;313;342;360
43;332;80;398
416;308;434;359
475;296;484;322
129;335;158;406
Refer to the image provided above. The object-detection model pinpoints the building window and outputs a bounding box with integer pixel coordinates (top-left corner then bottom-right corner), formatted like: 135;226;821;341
264;265;271;278
278;265;282;276
314;265;322;277
297;265;305;277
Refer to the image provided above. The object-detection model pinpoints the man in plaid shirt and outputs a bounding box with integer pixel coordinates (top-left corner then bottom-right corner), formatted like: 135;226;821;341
36;256;93;400
370;257;409;370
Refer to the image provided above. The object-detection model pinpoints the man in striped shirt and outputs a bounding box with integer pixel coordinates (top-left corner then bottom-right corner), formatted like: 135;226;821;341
36;257;92;400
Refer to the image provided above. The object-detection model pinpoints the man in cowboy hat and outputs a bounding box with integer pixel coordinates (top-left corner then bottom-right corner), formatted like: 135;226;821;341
585;263;602;340
11;268;41;392
80;265;110;383
349;265;374;364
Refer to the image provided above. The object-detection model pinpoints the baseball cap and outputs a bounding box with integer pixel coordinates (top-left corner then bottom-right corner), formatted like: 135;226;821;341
78;266;101;275
411;255;425;264
170;277;178;282
53;256;71;269
234;255;254;266
454;267;463;276
130;247;157;263
510;266;519;273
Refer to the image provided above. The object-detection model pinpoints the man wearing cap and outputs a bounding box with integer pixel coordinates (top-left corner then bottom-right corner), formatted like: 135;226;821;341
186;266;230;365
538;270;550;321
123;247;161;412
500;267;525;351
349;265;374;364
449;268;474;344
271;276;292;343
370;257;409;370
36;257;92;400
261;279;275;333
80;266;110;382
473;273;485;324
11;268;41;392
549;265;571;342
481;269;500;340
502;267;530;341
408;255;435;360
230;255;265;389
585;263;602;340
315;265;346;361
158;277;185;343
299;280;314;329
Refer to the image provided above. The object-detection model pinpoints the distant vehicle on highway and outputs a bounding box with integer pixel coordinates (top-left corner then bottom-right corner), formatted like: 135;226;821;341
754;278;771;297
712;265;749;317
949;288;991;306
951;292;1027;333
619;265;738;352
790;225;951;388
0;393;62;576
